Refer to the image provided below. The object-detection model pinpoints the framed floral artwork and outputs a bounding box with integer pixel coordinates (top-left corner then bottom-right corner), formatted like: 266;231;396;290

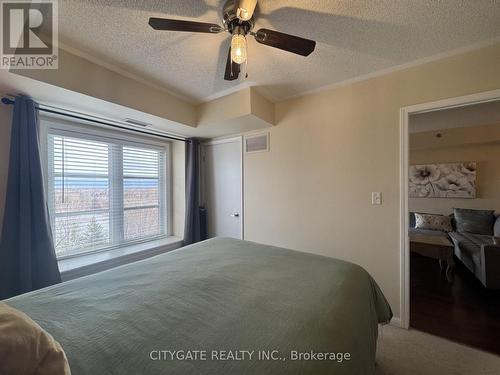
409;162;476;198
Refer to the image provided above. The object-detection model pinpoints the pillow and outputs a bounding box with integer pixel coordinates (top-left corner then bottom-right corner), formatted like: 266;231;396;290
454;208;495;236
0;303;71;375
409;212;417;228
414;213;453;232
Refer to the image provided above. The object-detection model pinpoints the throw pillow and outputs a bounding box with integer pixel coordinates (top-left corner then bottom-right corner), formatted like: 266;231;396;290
0;302;71;375
454;208;495;236
414;213;453;232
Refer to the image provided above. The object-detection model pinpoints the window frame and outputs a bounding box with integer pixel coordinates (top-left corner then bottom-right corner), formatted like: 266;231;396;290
40;115;172;260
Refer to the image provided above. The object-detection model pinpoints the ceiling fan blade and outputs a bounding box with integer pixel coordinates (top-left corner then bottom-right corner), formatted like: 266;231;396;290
148;18;223;33
235;0;257;21
253;28;316;56
224;47;240;81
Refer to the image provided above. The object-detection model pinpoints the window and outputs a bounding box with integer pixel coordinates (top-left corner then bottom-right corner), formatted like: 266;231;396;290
42;118;169;259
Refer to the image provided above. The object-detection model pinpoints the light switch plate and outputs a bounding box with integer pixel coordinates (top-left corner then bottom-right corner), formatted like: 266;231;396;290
372;192;382;205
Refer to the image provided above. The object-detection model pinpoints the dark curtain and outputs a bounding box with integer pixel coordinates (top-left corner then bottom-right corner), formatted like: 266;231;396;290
183;138;204;245
0;96;61;299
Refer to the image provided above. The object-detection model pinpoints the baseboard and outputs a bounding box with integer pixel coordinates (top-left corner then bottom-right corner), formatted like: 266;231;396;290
389;317;402;328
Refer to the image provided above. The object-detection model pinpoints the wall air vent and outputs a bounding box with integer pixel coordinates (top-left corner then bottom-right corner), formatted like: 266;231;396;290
124;118;152;128
245;133;269;153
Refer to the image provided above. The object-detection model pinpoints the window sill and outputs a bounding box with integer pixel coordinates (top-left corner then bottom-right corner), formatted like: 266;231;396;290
59;236;183;281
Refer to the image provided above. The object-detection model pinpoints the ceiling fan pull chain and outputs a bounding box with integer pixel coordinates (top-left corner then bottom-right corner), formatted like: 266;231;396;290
245;44;249;78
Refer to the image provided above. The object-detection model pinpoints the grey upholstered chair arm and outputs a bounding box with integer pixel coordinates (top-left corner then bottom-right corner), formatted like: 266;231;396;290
480;244;500;289
494;216;500;237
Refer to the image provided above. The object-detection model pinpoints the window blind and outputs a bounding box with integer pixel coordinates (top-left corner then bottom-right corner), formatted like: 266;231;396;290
47;131;167;258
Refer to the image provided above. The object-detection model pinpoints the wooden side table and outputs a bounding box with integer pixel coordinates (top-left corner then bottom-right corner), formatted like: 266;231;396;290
410;232;455;282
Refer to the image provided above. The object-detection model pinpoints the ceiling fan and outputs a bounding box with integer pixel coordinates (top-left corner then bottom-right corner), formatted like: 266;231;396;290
149;0;316;81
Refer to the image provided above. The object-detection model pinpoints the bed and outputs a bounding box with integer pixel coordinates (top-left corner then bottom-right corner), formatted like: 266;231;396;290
5;237;392;374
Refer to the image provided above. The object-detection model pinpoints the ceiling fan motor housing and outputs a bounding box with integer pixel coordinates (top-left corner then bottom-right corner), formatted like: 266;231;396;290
148;0;316;81
223;0;254;35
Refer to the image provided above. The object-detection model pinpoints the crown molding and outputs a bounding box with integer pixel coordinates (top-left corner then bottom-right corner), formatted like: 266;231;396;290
59;36;500;106
277;36;500;103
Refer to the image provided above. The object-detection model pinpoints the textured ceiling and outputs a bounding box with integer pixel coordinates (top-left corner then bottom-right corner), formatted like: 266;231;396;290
53;0;500;103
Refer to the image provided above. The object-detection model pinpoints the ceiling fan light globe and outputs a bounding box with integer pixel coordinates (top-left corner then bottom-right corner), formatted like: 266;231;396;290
231;34;247;64
235;0;257;21
236;8;250;21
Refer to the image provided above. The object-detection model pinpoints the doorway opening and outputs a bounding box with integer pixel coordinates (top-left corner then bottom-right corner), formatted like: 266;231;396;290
400;89;500;354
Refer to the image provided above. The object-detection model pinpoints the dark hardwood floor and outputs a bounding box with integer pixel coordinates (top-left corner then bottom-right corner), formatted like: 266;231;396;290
410;252;500;355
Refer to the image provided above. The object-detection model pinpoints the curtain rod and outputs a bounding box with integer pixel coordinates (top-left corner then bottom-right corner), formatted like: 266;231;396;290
1;96;191;143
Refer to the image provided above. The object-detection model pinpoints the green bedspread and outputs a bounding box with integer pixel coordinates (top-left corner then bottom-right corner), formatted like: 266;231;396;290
6;237;392;374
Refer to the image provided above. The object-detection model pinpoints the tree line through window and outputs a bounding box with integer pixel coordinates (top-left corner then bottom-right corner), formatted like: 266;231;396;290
47;132;167;258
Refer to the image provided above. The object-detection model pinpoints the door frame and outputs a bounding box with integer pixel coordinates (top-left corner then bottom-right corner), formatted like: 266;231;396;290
399;88;500;329
201;136;244;240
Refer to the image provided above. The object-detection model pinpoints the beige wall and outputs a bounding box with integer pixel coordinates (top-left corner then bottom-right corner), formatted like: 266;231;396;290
8;49;275;138
13;49;197;127
2;42;500;320
244;43;500;320
409;125;500;215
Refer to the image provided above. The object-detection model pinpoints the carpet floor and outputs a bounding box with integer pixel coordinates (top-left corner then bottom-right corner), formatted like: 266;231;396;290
375;325;500;375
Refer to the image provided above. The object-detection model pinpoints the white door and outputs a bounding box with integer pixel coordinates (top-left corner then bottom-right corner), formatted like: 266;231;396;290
203;138;243;239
